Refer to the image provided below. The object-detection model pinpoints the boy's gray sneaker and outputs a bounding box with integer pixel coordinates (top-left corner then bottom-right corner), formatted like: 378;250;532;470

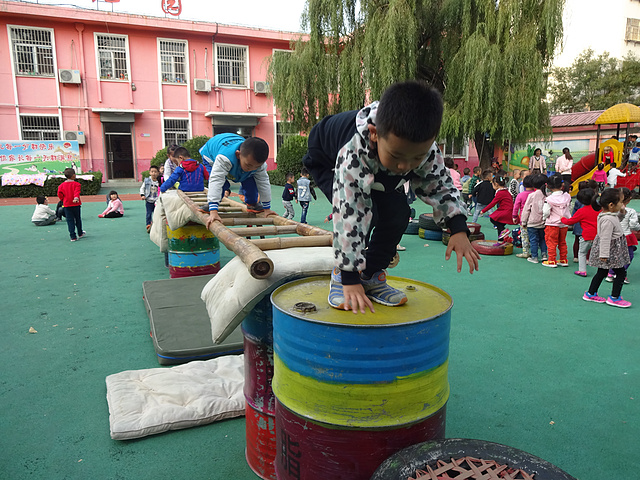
328;268;346;309
361;270;407;307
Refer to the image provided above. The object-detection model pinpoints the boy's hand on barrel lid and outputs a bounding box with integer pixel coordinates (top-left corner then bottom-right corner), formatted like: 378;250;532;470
445;231;481;274
343;284;375;314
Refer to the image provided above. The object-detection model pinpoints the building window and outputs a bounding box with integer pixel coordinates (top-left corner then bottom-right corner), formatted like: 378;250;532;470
441;139;467;158
164;119;189;146
276;122;296;151
96;34;129;80
9;26;55;77
20;115;60;141
159;40;187;83
216;44;248;86
626;18;640;43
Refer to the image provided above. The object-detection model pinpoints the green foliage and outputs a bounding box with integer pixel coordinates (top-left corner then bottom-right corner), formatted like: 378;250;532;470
270;135;308;186
151;146;169;168
267;0;565;168
0;171;103;198
549;49;640;114
182;135;210;163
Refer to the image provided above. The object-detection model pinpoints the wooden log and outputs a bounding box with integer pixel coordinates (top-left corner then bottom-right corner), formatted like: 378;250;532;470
249;235;332;250
176;190;274;279
221;217;275;226
229;225;298;236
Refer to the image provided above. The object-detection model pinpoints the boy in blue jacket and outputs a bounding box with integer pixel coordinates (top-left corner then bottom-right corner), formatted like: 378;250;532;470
303;81;480;313
159;147;209;193
202;134;274;227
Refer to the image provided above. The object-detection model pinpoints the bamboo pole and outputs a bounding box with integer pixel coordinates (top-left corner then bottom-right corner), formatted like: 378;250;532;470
249;235;332;250
177;190;274;279
221;217;274;226
229;225;298;236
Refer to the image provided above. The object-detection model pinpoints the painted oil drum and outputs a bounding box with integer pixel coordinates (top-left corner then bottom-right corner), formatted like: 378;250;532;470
168;263;220;278
167;250;220;278
270;276;451;480
275;400;446;480
243;295;276;480
166;222;220;252
245;402;276;480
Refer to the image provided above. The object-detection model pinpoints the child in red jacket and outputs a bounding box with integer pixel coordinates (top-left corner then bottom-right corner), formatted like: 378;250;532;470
481;173;514;240
561;188;600;277
57;167;85;241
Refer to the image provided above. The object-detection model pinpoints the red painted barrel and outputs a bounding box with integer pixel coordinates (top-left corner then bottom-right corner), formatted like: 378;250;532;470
242;296;276;480
169;263;220;278
245;403;276;480
275;399;446;480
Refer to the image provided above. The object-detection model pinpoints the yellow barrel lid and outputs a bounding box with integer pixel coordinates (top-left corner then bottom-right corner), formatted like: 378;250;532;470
271;275;452;326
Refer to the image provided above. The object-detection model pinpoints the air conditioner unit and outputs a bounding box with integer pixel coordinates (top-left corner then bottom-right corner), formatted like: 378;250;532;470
254;81;270;95
59;69;81;84
63;130;86;144
194;78;212;93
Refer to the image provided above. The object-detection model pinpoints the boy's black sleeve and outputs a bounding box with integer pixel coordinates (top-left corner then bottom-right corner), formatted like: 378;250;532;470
310;185;317;200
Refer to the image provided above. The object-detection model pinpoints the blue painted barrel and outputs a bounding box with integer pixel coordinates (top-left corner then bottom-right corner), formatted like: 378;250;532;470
270;275;452;480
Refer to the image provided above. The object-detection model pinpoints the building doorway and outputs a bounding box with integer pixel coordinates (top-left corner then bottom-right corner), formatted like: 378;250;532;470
104;122;134;179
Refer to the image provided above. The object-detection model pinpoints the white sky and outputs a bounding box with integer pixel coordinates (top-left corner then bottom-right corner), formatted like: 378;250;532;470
18;0;308;32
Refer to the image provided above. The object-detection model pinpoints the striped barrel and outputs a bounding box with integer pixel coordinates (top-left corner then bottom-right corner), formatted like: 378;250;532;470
270;276;452;480
242;296;276;480
166;222;220;278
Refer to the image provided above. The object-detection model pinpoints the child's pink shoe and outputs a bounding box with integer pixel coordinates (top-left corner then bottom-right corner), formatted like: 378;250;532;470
606;296;631;308
582;291;605;303
574;271;587;277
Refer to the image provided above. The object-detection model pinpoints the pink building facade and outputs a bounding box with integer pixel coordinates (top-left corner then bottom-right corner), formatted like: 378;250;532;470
0;2;300;180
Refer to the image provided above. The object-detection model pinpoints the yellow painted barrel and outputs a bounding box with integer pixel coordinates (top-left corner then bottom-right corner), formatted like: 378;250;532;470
270;276;452;480
166;222;220;278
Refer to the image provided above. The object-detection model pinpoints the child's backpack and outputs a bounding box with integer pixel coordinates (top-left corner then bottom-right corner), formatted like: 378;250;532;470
462;177;473;194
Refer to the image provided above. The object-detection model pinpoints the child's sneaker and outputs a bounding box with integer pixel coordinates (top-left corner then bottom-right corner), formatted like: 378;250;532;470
246;204;264;214
573;258;579;263
498;229;510;241
541;253;548;261
574;271;587;277
515;253;530;258
606;296;632;308
70;238;77;242
605;274;614;283
527;257;539;264
624;277;630;284
361;270;407;307
583;291;606;303
79;231;86;239
328;268;346;309
541;260;557;268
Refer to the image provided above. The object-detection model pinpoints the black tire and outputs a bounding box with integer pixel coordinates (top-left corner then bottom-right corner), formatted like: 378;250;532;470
404;219;420;235
418;213;440;231
442;231;485;245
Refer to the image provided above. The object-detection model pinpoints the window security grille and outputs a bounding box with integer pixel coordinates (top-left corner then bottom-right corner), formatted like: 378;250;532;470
216;45;247;86
164;119;189;146
626;18;640;42
276;122;296;151
10;27;55;77
97;34;128;80
160;40;187;83
20;116;61;141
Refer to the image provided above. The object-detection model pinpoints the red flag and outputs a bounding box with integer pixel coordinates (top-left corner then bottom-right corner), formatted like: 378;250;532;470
162;0;182;16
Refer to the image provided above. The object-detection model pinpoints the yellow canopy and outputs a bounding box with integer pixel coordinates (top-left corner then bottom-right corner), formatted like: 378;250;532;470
595;103;640;124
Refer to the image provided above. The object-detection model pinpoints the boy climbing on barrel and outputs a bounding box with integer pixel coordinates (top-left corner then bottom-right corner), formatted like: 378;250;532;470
303;80;480;314
202;134;275;227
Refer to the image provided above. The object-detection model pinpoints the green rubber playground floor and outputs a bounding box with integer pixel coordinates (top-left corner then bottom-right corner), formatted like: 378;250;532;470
1;186;638;479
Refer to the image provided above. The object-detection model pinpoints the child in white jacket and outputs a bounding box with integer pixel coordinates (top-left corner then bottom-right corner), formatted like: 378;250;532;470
607;162;626;188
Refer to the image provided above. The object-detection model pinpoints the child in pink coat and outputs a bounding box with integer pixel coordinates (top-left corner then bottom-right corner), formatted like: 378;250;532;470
542;175;572;267
99;191;124;218
512;174;535;257
480;173;514;240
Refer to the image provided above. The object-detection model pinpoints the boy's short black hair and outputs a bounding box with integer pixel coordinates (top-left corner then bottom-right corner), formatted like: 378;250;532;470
63;167;75;178
576;188;595;206
463;168;470;175
174;146;191;158
473;166;482;174
481;169;493;179
444;157;454;168
286;172;295;180
376;81;443;143
149;165;159;171
36;196;46;204
531;173;548;189
301;167;309;176
240;137;269;163
522;175;533;189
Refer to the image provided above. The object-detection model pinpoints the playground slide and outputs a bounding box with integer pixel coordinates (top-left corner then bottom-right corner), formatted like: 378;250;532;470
571;153;596;181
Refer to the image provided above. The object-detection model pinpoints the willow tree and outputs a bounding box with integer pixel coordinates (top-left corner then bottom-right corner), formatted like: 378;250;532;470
267;0;565;169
